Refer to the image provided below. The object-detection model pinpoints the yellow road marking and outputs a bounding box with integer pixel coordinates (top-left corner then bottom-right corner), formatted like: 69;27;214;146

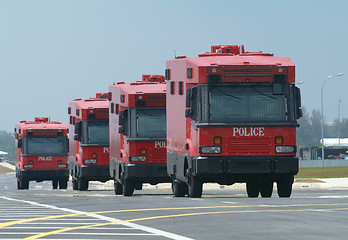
1;202;348;228
22;206;348;240
1;202;348;229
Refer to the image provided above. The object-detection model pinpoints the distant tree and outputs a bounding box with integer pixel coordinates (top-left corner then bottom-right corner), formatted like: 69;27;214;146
0;131;15;161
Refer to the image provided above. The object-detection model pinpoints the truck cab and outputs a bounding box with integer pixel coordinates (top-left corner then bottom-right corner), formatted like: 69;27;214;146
68;93;110;191
14;117;69;190
109;75;170;196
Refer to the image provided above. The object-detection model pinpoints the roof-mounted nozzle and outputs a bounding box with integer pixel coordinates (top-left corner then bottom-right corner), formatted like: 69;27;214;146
142;75;165;83
211;45;244;55
199;45;245;57
34;117;49;123
96;93;109;99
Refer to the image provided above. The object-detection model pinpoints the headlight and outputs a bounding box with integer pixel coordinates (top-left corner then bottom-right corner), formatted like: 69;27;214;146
199;146;221;154
57;164;68;168
23;164;34;168
83;159;97;164
275;146;296;154
130;156;147;162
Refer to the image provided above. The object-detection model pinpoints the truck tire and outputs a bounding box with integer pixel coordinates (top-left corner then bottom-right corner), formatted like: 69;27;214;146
78;178;89;191
172;179;187;197
260;180;273;198
59;180;68;189
188;176;202;198
20;179;29;190
114;180;123;195
17;179;22;190
246;181;259;198
277;175;294;198
52;180;58;189
72;179;78;190
123;180;134;196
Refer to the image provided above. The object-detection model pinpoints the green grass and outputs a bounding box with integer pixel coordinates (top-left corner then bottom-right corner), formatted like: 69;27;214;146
297;167;348;178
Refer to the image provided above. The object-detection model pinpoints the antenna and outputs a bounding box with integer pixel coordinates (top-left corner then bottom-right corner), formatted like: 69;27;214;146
174;50;177;58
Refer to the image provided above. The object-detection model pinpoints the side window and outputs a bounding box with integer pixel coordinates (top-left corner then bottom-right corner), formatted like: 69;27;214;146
170;81;175;95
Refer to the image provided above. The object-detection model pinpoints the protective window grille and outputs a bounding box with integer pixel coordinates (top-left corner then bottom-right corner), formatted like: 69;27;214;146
136;109;166;138
208;84;287;122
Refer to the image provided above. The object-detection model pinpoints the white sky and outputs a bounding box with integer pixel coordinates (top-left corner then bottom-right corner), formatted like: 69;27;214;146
1;0;348;133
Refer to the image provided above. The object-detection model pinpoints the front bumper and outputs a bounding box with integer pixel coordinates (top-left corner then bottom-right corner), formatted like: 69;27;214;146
191;156;298;183
79;164;111;181
18;169;69;181
123;163;171;184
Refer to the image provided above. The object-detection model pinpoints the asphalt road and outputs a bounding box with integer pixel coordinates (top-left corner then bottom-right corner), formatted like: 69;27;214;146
1;172;348;240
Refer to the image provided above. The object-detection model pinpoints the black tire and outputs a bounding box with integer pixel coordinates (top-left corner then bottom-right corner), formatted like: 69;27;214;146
246;181;259;198
17;179;22;190
52;180;58;189
78;178;89;191
59;180;68;189
277;175;294;198
172;179;188;197
134;182;143;190
114;180;123;195
123;180;134;196
21;179;29;190
260;180;273;198
188;176;203;198
72;179;78;190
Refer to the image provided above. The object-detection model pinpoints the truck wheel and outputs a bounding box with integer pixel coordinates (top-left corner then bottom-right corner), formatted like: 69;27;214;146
188;176;202;198
246;181;259;198
72;179;78;190
134;182;143;190
123;180;134;196
52;180;58;189
17;179;22;190
260;180;273;198
277;175;294;198
59;180;68;189
172;179;187;197
19;179;29;190
78;178;89;191
114;180;123;195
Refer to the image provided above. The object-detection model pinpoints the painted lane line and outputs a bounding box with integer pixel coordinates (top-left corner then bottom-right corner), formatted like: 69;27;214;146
0;197;194;240
22;206;348;240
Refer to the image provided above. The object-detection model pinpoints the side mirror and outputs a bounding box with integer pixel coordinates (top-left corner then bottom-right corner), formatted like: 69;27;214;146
74;134;79;141
17;139;22;148
185;109;192;118
118;127;124;134
119;111;124;125
186;88;192;108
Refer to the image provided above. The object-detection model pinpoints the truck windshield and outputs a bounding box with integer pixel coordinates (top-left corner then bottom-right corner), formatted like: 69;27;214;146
82;120;109;145
208;84;288;123
136;109;166;138
26;136;67;155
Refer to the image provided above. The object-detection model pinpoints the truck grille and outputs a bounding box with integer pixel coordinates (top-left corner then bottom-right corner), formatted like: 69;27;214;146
229;138;269;154
149;148;166;163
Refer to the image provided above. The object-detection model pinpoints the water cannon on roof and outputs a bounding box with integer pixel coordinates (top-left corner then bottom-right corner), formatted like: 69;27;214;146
34;117;49;123
142;74;165;83
96;93;109;99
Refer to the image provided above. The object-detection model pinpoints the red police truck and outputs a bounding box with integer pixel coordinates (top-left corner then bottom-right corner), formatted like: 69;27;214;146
109;74;170;196
68;93;110;191
14;117;69;190
165;45;302;198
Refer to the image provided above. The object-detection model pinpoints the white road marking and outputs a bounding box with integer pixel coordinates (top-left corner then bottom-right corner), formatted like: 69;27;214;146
0;196;194;240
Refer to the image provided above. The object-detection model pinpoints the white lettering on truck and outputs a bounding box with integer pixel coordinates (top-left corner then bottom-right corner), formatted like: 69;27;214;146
155;141;166;149
38;156;52;161
103;147;110;153
232;127;265;137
